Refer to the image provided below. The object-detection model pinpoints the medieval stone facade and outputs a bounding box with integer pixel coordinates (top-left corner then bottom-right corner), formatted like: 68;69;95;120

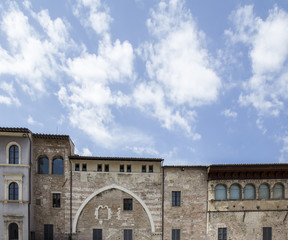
1;127;288;240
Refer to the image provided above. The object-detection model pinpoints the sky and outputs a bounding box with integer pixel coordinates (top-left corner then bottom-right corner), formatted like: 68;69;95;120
0;0;288;166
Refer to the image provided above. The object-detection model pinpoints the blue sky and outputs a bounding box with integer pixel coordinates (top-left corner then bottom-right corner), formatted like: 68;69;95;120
1;0;288;165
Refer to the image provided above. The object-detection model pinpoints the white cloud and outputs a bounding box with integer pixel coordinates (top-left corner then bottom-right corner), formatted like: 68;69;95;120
0;1;71;97
82;147;92;156
73;0;112;36
135;0;221;136
27;115;43;126
221;109;237;119
0;81;20;106
228;5;288;116
279;136;288;163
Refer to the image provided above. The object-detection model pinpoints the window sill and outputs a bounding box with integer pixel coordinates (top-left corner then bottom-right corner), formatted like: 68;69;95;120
1;200;28;204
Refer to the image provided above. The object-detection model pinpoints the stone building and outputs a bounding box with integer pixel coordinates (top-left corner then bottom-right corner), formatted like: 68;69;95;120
1;127;288;240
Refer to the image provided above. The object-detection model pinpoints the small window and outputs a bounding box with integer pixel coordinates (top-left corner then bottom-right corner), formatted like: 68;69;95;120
149;165;153;173
9;145;19;164
263;227;272;240
172;229;180;240
123;199;133;210
273;183;284;199
82;164;87;172
215;185;227;200
124;229;132;240
93;229;102;240
230;184;241;200
142;165;146;173
172;191;181;206
97;164;102;172
75;163;80;171
244;184;255;200
218;227;227;240
52;193;61;208
9;182;18;200
9;223;19;240
120;165;124;172
52;157;64;175
36;199;41;206
105;164;109;172
259;184;270;199
38;157;49;174
127;165;131;172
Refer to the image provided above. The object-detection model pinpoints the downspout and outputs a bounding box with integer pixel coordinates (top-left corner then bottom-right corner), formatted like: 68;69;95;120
27;133;32;240
162;163;164;240
69;158;72;240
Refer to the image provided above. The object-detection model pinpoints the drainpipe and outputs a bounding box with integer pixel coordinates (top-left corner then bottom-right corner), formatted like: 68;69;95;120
26;133;32;240
162;163;164;240
69;158;72;240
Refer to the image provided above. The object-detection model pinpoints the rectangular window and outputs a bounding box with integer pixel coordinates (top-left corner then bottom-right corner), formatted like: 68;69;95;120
120;165;124;172
218;227;227;240
263;227;272;240
97;164;102;172
124;229;132;240
123;199;133;210
75;163;80;171
44;224;53;240
36;199;41;206
82;163;87;171
52;193;61;208
105;164;109;172
149;165;153;173
127;165;131;172
142;165;146;173
172;229;180;240
93;229;102;240
172;191;181;206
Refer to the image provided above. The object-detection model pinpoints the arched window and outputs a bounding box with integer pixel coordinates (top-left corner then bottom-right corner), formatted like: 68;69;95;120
9;145;19;164
38;157;49;174
9;223;18;240
9;182;18;200
215;184;227;200
52;157;64;175
244;184;255;199
273;183;284;199
259;184;270;199
230;184;241;200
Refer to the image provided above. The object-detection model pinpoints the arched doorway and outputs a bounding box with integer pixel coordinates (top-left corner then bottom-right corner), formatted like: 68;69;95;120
9;223;18;240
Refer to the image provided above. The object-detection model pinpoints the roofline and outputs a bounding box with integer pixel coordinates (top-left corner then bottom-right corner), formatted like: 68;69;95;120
163;165;207;168
33;133;70;140
69;155;163;162
0;127;31;133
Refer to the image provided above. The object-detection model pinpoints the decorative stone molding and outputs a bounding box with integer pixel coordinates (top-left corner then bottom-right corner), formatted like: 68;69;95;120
3;215;23;240
3;173;23;202
6;141;21;164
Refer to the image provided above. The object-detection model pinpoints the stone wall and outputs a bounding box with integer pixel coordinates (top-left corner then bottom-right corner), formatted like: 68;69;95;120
32;135;73;240
70;159;163;240
207;178;288;240
163;166;208;240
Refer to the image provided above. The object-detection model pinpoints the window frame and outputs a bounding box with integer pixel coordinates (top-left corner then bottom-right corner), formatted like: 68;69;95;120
124;229;133;240
172;191;181;207
127;165;131;172
244;184;256;200
75;163;80;171
172;229;180;240
142;165;146;173
97;164;102;172
52;157;64;175
52;193;61;208
273;183;284;199
4;174;23;202
104;164;109;172
229;184;241;200
38;156;49;174
149;165;153;173
82;163;87;172
215;184;227;200
120;165;124;172
9;182;19;200
218;227;227;240
263;227;272;240
259;183;270;199
123;198;133;211
6;142;21;164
